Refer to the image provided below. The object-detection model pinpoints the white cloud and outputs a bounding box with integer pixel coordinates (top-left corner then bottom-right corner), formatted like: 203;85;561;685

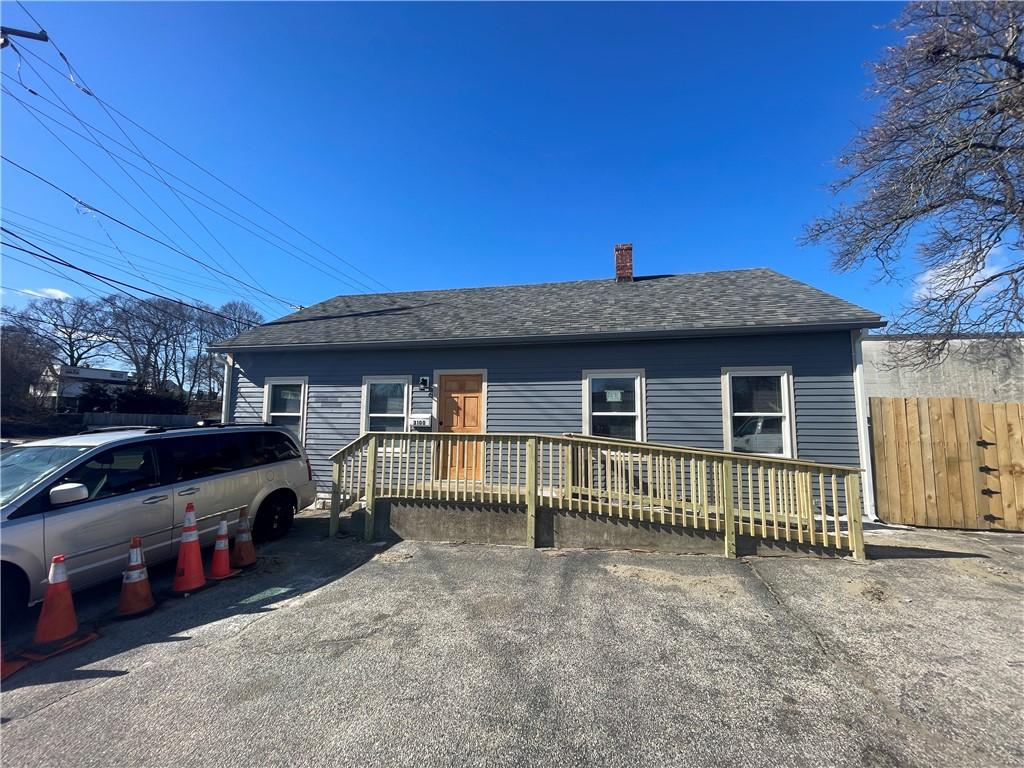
22;287;73;300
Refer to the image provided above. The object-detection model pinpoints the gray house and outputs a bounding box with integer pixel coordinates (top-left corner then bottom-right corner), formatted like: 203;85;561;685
212;245;885;516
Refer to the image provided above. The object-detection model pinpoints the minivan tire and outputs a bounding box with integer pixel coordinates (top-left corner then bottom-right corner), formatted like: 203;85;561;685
1;564;29;636
252;492;296;542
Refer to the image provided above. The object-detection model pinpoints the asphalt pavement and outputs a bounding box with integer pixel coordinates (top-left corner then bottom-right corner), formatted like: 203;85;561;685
1;512;1022;767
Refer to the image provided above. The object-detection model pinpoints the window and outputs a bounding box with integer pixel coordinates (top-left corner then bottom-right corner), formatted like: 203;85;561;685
0;444;91;506
583;370;644;441
56;443;160;502
263;378;307;442
361;377;409;433
722;368;794;458
247;431;301;466
162;435;246;482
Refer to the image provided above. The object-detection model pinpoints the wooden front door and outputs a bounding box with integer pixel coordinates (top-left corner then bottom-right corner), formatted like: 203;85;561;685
438;373;483;481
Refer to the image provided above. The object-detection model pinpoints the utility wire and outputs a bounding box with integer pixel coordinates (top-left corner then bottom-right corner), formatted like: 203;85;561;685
1;247;254;348
4;44;283;310
0;80;281;314
1;79;377;295
2;215;249;297
9;23;391;292
2;156;303;309
1;229;259;326
8;221;253;310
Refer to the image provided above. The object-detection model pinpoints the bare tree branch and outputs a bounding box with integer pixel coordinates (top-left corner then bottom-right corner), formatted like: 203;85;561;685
804;2;1024;364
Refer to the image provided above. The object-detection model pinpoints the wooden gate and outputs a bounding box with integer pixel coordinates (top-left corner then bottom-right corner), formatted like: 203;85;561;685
869;397;1024;531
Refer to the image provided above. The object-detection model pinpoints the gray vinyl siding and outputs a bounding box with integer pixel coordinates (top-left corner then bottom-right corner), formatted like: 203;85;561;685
230;331;860;492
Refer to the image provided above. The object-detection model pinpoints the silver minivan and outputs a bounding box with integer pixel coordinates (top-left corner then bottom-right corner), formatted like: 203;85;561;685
0;425;317;623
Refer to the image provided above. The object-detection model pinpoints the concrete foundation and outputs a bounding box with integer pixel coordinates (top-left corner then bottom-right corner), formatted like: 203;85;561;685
340;500;847;558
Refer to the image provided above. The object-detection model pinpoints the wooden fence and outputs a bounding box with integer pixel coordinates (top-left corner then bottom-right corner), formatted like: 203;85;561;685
329;431;866;558
869;397;1024;531
82;412;199;428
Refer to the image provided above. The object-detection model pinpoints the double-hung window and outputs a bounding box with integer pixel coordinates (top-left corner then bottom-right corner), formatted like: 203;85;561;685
583;370;644;441
722;368;794;457
263;377;307;442
361;376;410;433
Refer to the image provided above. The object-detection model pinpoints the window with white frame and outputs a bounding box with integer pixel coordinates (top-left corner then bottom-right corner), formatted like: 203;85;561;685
583;370;644;441
722;368;794;457
361;377;409;433
263;378;306;442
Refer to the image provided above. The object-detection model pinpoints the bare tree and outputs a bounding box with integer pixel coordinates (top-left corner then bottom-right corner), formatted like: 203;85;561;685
103;296;178;390
213;301;264;342
804;2;1023;364
0;324;57;415
1;297;108;369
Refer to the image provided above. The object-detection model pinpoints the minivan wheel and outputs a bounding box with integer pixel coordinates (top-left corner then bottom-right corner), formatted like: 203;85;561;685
1;565;29;636
252;493;296;543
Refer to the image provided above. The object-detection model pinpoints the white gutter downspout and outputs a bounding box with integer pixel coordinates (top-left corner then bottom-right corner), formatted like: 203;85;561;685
220;353;234;424
851;330;877;521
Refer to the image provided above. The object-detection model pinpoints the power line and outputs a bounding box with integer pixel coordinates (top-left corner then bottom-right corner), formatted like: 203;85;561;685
1;228;258;326
2;214;251;297
1;79;378;295
2;156;303;309
19;29;271;295
7;21;391;292
1;247;255;350
4;45;285;311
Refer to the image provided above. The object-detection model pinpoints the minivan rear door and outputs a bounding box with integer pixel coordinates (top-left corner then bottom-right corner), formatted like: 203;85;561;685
160;434;256;549
43;441;173;590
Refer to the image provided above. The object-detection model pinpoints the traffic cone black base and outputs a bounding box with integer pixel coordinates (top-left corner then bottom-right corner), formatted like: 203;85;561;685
21;631;98;662
1;645;28;681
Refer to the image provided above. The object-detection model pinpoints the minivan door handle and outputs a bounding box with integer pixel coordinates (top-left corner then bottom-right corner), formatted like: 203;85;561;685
142;494;169;505
177;487;201;497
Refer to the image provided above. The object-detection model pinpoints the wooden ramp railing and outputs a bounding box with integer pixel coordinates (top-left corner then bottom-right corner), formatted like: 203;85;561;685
329;432;866;559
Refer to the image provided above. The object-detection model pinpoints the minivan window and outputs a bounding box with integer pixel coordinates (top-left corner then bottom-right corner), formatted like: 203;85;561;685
250;431;301;466
163;435;246;482
57;444;160;502
0;444;92;505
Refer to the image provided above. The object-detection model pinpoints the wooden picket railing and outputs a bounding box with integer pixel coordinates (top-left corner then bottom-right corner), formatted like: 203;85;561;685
329;432;866;559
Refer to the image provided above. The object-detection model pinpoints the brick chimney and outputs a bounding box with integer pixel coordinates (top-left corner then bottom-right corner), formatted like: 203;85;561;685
614;243;633;282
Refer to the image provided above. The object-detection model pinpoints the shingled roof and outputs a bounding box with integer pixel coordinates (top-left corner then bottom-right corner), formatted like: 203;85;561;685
211;268;884;350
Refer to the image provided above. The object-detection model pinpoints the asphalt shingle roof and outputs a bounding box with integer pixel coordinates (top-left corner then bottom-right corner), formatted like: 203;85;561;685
212;268;884;349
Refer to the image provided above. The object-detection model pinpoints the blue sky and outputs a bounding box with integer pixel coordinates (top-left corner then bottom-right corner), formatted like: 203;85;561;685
1;1;907;321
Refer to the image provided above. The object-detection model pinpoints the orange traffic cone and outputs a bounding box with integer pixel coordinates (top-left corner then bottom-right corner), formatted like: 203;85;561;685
1;643;27;681
208;520;240;580
171;503;207;595
230;506;257;569
23;555;98;661
117;536;156;617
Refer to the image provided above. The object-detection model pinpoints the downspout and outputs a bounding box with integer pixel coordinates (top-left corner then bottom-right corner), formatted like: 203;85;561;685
220;353;234;424
851;330;877;521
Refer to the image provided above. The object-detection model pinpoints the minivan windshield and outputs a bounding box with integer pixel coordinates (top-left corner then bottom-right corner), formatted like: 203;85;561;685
0;444;92;505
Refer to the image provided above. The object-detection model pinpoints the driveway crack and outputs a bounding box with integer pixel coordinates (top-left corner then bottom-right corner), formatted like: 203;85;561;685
743;558;995;765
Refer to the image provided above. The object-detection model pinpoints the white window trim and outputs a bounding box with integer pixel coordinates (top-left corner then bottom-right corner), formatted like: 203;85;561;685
431;369;488;432
720;366;796;459
360;375;412;434
582;369;646;441
262;376;309;443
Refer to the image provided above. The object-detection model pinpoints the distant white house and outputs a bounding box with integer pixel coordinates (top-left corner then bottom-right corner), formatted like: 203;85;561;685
34;364;133;411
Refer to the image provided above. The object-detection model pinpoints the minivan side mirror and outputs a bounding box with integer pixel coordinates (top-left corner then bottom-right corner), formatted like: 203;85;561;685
50;483;89;506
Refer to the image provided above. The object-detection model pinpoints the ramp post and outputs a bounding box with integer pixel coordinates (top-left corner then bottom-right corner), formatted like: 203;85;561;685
364;435;378;541
722;458;736;558
526;437;538;547
329;460;342;538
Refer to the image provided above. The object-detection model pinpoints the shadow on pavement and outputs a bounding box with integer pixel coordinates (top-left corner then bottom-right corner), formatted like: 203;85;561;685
0;514;387;693
864;543;988;560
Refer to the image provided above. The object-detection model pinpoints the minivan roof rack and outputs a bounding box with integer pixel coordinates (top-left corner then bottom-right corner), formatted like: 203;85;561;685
78;426;166;435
